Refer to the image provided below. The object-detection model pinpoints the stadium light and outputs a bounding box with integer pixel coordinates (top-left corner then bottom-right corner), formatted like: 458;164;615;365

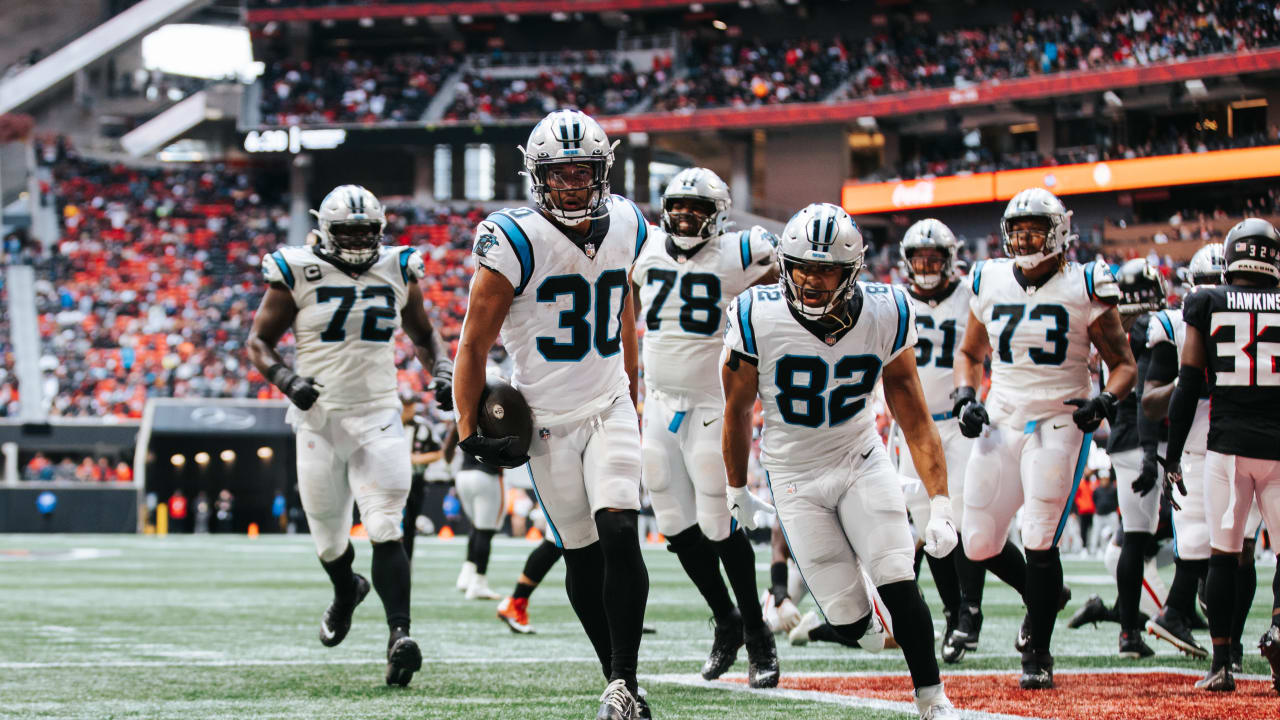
194;452;211;466
170;454;186;468
257;446;274;461
141;25;263;82
712;20;728;30
220;450;236;463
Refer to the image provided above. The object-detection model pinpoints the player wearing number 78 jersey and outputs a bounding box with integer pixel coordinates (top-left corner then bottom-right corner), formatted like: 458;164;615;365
952;187;1136;690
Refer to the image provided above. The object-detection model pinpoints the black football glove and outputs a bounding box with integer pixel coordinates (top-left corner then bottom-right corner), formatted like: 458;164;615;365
427;360;454;412
1063;391;1118;433
951;386;989;439
1132;452;1160;497
266;363;322;411
459;433;529;469
1155;455;1188;512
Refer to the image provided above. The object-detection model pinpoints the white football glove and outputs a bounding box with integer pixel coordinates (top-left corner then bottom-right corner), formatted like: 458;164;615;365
922;496;958;558
726;485;774;531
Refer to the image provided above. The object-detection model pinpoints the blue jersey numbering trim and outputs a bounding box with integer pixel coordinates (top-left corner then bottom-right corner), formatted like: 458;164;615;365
739;291;758;356
891;287;910;355
270;251;295;289
487;212;535;296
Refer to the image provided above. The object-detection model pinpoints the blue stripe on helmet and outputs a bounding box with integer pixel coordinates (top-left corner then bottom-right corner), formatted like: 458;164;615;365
486;212;535;295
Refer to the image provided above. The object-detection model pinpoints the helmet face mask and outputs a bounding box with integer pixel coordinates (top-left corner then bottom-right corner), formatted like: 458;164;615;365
660;167;733;250
521;110;616;226
313;185;386;273
1000;188;1075;270
777;203;864;321
899;219;959;291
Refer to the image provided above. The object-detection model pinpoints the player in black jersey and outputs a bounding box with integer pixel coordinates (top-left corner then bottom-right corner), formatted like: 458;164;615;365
1163;218;1280;693
1107;259;1168;660
402;398;446;563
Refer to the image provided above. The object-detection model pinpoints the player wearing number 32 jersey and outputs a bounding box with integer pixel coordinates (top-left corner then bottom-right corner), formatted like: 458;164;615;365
953;188;1136;690
722;203;960;720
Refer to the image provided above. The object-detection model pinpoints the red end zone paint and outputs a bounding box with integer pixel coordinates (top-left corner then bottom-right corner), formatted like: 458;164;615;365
769;672;1276;720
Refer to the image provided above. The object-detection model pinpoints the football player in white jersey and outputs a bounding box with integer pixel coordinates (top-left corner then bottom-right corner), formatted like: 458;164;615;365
1142;242;1253;668
722;203;960;720
247;184;454;687
888;219;984;664
952;187;1136;689
452;109;651;720
631;167;780;685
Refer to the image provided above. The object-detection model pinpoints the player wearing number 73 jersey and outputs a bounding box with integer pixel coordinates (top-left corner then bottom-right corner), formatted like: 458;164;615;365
1162;218;1280;693
953;187;1136;690
722;203;960;720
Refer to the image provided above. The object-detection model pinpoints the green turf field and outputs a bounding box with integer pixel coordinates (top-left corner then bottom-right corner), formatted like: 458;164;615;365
1;534;1275;719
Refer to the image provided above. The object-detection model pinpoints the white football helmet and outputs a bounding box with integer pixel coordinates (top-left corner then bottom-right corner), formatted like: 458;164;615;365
520;109;618;225
1000;188;1076;270
660;167;732;250
1184;242;1225;287
777;203;865;320
900;219;959;290
311;184;386;272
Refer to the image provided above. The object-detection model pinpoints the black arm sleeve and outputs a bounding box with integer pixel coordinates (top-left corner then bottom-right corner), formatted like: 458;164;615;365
1164;365;1207;464
1145;342;1179;384
1134;350;1161;456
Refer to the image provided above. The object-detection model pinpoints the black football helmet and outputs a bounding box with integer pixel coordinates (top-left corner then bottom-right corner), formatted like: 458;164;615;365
1223;217;1280;286
1115;258;1167;315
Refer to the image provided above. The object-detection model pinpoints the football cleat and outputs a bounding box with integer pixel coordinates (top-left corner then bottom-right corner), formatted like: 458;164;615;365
941;607;958;652
915;684;960;720
1194;665;1235;692
465;574;501;601
1259;625;1280;693
455;561;476;593
497;596;535;634
385;626;422;687
634;687;651;720
1119;629;1154;659
858;609;891;653
701;610;744;681
319;574;370;648
744;626;780;688
1019;650;1055;690
943;604;982;663
1232;642;1244;675
1145;608;1208;659
1067;594;1109;629
596;679;636;720
1015;585;1070;653
788;610;822;647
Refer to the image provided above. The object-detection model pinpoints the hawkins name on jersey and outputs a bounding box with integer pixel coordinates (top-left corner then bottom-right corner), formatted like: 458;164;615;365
968;258;1119;426
262;244;424;412
634;225;776;408
724;282;917;474
1147;308;1210;455
1181;284;1280;461
473;194;648;426
901;281;972;419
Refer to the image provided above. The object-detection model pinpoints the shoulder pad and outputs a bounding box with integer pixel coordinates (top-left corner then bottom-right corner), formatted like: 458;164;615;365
1148;310;1176;347
262;250;295;289
1085;261;1121;304
399;247;425;283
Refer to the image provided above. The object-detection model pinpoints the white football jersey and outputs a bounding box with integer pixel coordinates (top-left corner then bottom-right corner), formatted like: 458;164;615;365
472;195;647;426
969;259;1117;426
634;225;776;408
899;280;972;418
724;282;917;474
262;244;424;412
1147;308;1209;454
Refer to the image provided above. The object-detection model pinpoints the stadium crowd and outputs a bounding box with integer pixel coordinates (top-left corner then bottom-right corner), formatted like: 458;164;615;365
256;0;1280;124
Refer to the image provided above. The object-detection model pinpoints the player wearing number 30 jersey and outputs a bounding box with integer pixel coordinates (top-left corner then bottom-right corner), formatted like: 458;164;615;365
721;203;960;720
953;188;1136;690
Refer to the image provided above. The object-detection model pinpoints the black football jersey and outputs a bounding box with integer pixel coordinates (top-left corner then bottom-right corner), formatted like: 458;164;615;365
1106;312;1149;454
1182;284;1280;460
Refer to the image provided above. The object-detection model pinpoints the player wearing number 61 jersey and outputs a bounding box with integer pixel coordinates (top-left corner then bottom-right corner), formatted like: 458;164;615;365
630;167;780;686
453;109;651;720
1162;218;1280;693
722;203;959;720
953;188;1136;690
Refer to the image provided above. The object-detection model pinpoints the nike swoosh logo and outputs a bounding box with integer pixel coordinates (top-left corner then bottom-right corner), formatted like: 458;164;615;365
702;417;720;427
1052;424;1067;430
320;622;336;641
860;449;873;460
380;424;393;432
755;670;778;680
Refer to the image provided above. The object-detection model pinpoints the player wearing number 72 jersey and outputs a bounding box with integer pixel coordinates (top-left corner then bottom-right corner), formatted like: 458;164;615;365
1161;218;1280;693
721;203;960;720
953;188;1136;690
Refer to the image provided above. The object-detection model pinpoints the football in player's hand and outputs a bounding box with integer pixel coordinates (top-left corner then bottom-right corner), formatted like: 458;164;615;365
478;378;534;457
